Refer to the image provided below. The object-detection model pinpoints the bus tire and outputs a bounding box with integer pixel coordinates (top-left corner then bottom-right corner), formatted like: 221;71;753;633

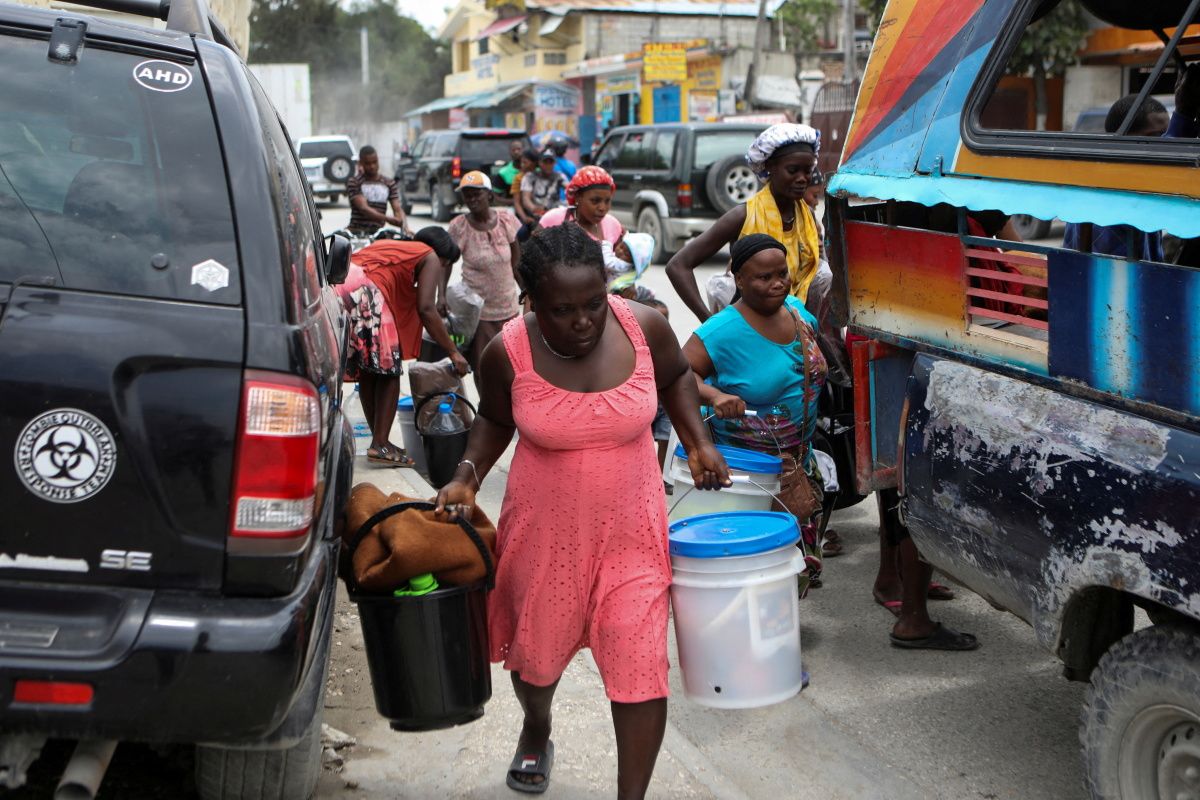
1081;622;1200;799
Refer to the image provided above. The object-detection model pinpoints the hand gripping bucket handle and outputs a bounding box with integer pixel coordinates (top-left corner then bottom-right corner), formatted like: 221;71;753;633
345;500;495;591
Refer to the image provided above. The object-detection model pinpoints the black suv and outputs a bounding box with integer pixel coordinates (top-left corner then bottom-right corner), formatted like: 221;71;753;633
0;1;353;798
593;122;767;263
395;128;528;222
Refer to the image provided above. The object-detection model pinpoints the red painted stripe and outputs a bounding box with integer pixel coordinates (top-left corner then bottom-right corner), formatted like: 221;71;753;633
844;0;983;159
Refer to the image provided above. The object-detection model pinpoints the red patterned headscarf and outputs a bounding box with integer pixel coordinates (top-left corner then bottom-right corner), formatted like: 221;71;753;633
566;165;616;205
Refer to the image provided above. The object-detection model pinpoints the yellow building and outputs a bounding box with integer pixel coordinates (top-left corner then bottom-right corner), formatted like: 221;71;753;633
409;0;797;149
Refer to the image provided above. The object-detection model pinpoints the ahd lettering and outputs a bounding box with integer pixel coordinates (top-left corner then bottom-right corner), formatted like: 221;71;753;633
132;60;193;92
140;66;188;85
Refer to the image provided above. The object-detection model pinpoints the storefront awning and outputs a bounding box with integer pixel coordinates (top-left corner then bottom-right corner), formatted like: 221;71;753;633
403;91;488;118
538;11;568;37
474;15;525;41
462;83;528;110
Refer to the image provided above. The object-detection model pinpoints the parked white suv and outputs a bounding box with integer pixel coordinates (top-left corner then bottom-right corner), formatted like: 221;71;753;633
296;134;356;203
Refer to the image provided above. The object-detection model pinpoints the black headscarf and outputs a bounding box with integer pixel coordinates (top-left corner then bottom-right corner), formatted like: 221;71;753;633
730;233;787;273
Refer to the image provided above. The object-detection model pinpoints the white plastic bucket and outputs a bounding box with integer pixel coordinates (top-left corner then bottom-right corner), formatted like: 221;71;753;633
669;511;805;709
346;384;371;456
396;396;429;477
668;443;782;521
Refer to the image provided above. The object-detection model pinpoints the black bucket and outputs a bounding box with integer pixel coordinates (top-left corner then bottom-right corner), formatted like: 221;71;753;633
346;502;494;732
415;393;476;489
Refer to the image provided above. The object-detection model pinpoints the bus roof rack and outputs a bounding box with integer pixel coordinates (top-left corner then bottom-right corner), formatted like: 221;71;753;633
61;0;241;55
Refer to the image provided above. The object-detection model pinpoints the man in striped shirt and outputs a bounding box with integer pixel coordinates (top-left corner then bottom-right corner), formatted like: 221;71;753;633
347;145;409;236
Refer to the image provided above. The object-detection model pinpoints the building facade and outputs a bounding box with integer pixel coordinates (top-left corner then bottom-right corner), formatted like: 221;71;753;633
408;0;797;151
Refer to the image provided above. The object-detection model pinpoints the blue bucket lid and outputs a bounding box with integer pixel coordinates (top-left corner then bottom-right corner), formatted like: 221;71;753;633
669;511;799;558
673;442;782;475
397;396;414;410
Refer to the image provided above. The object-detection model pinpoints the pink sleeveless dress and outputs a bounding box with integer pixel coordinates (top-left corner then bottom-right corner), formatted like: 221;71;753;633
491;296;671;702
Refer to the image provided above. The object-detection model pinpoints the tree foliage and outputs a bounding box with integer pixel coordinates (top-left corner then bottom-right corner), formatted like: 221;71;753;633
249;0;450;127
778;0;840;53
1008;0;1089;78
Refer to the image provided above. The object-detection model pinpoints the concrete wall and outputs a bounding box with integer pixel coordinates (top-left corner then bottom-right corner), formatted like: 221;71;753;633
584;13;759;58
1063;65;1122;131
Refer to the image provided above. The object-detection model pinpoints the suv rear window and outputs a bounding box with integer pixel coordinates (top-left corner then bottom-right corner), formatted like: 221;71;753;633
459;136;523;163
0;40;239;303
693;131;759;170
297;140;353;159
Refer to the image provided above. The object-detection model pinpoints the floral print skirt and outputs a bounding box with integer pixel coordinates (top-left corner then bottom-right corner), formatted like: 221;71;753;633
340;270;404;380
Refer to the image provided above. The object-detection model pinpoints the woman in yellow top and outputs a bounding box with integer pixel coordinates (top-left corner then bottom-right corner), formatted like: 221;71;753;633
666;124;822;323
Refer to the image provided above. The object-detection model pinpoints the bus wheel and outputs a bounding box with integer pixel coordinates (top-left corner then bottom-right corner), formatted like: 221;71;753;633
1081;623;1200;799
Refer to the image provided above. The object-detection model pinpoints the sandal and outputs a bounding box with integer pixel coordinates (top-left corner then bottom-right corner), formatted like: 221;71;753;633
366;445;415;468
506;740;554;794
876;598;903;617
927;581;955;601
889;623;979;651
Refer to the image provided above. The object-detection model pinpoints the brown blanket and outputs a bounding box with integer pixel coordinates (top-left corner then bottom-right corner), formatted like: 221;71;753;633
341;483;497;592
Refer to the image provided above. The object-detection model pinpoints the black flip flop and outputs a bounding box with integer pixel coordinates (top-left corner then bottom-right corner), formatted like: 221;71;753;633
506;740;554;794
889;623;979;651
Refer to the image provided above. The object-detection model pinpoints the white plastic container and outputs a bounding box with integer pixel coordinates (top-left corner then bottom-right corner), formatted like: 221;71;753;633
669;511;805;709
668;443;782;521
346;384;371;456
396;396;428;477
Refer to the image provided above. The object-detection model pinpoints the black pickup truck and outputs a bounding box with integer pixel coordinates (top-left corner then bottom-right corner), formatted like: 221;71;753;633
0;0;354;797
394;128;528;221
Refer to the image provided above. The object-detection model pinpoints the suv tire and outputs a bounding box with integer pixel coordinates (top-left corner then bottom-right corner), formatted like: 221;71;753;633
706;155;759;215
194;704;324;800
324;155;354;184
1081;623;1200;800
430;185;453;222
636;206;673;264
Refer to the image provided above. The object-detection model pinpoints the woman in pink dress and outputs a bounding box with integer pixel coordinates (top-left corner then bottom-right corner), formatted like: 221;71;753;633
436;224;729;797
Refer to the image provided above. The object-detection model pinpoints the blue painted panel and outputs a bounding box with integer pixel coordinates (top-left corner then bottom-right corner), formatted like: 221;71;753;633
1049;250;1200;416
653;85;680;124
915;0;1013;173
827;171;1200;239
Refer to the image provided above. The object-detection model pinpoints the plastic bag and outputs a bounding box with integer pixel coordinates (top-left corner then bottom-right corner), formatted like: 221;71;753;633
407;358;474;429
706;270;736;315
445;281;483;344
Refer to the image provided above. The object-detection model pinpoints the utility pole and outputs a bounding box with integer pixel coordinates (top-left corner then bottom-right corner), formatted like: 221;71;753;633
360;26;369;86
842;0;856;84
746;0;770;107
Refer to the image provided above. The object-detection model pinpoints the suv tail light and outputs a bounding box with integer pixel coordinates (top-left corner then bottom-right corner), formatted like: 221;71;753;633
13;680;94;706
451;156;462;180
677;183;693;211
229;371;320;539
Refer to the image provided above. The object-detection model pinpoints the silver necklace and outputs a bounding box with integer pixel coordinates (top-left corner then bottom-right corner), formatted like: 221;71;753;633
538;327;579;359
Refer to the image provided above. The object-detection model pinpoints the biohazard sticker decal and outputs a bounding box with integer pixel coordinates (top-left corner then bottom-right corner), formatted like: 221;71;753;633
132;59;193;93
15;409;117;504
191;259;230;291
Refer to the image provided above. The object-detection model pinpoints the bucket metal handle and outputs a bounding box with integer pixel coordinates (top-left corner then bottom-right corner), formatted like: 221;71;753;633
668;476;788;518
345;501;495;592
414;392;478;434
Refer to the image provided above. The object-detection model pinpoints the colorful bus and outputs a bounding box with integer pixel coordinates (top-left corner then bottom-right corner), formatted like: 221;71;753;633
827;0;1200;796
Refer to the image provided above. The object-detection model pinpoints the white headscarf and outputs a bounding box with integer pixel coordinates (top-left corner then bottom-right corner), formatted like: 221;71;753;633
745;123;821;180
